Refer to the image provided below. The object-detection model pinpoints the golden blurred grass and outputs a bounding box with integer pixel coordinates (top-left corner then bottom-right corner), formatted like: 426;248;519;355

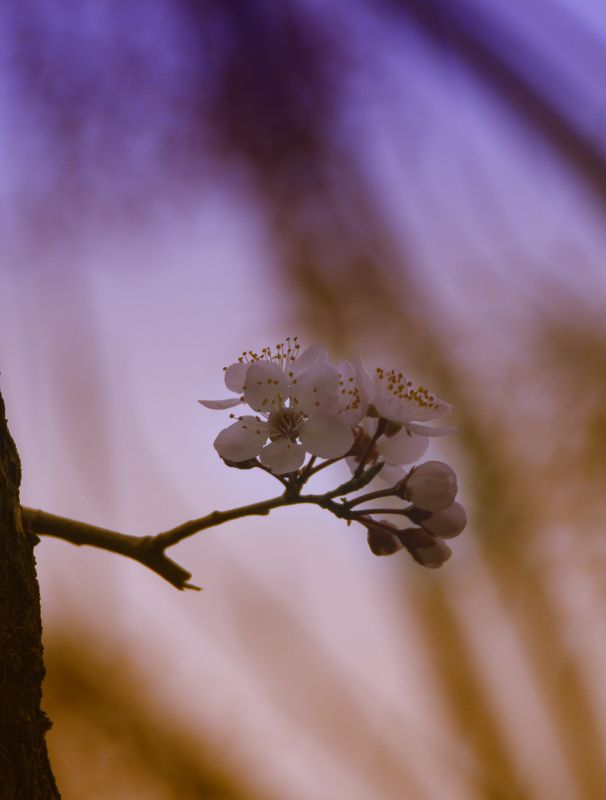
44;631;267;800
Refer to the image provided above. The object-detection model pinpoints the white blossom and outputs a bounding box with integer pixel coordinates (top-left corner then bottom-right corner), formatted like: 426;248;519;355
334;360;366;426
355;359;454;468
199;338;355;474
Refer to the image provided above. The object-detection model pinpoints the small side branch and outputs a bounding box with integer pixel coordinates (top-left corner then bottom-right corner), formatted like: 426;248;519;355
153;495;290;549
22;507;201;591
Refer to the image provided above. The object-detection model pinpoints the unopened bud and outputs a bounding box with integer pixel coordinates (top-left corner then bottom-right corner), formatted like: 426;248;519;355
397;461;457;511
366;521;403;556
409;537;452;569
416;502;467;538
395;527;435;548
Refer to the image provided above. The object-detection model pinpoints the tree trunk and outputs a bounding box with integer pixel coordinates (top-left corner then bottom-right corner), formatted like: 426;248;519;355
0;388;60;798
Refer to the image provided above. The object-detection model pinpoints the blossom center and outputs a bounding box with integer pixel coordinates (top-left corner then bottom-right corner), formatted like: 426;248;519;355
268;408;304;441
375;367;440;410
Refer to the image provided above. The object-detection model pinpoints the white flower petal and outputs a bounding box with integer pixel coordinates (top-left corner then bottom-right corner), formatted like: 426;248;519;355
243;362;290;412
377;462;406;485
374;394;408;423
260;438;305;474
354;357;374;405
293;343;328;376
405;422;456;437
376;429;429;465
291;362;340;414
363;362;452;425
398;399;452;423
224;362;249;392
337;360;355;380
198;398;243;410
338;406;365;426
299;413;354;459
214;416;269;462
336;360;366;424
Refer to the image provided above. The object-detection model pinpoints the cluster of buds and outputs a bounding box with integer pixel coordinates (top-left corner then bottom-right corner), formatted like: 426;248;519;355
200;339;467;570
363;461;466;568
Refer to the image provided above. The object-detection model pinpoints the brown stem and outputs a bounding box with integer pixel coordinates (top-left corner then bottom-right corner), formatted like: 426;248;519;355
153;495;290;548
306;455;342;477
345;486;398;509
296;455;317;486
351;507;409;517
22;508;202;591
22;495;292;591
22;463;386;592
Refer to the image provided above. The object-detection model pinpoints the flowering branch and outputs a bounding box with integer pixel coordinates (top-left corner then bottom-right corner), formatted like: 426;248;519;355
22;456;465;588
19;464;381;591
26;338;468;590
20;459;421;591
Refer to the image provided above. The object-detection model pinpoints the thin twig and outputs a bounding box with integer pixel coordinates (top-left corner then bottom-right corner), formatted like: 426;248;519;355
306;456;342;478
296;455;317;486
153;495;290;548
345;486;398;509
350;507;409;517
323;461;385;499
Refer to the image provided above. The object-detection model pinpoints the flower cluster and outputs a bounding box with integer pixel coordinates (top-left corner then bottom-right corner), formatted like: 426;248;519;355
200;338;466;568
364;461;467;568
200;338;361;473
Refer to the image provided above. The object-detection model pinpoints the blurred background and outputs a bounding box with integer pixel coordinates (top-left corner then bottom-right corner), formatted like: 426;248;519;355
2;1;606;797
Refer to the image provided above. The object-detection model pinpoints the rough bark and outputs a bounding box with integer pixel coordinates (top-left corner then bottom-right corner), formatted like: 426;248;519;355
0;388;60;798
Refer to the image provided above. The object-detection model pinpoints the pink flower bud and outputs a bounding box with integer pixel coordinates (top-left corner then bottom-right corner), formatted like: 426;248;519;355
395;527;435;548
416;502;467;538
399;461;457;511
409;537;452;569
366;521;404;556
